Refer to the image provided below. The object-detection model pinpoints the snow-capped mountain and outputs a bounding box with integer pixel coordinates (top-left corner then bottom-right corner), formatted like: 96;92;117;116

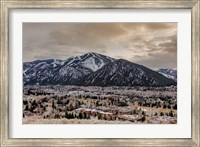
23;52;114;85
23;52;176;86
65;52;115;72
82;59;176;87
157;68;177;82
23;59;64;85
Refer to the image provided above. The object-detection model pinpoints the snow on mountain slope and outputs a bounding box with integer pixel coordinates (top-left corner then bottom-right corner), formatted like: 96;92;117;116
23;53;176;86
157;69;177;82
82;59;176;87
23;59;64;85
67;52;115;71
23;52;114;85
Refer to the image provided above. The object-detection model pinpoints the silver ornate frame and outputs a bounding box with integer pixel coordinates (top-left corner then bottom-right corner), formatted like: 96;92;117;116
0;0;199;146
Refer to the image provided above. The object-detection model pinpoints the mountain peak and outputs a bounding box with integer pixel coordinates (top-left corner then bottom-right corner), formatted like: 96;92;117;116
78;52;114;72
23;52;176;86
157;68;177;82
23;52;115;85
87;52;97;55
83;58;176;87
82;52;108;59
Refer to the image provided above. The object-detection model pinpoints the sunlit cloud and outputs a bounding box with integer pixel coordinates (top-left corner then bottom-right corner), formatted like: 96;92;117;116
23;23;177;69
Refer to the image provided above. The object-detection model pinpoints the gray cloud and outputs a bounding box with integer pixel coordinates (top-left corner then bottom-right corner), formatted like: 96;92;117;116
23;23;177;69
135;52;177;70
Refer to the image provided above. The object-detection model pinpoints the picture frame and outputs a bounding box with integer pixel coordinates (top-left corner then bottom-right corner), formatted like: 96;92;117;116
0;0;199;146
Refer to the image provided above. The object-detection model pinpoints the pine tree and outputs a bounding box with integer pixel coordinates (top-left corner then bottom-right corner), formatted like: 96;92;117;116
133;109;137;115
173;104;177;110
71;113;74;119
169;110;174;117
142;111;145;115
65;112;69;118
52;100;55;109
83;112;87;119
79;113;83;119
98;114;101;120
141;116;146;122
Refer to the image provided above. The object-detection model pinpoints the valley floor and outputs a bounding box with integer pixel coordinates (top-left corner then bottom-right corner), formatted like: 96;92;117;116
23;85;177;124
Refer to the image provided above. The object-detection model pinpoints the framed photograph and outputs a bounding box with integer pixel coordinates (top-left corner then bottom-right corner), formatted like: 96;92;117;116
0;0;199;146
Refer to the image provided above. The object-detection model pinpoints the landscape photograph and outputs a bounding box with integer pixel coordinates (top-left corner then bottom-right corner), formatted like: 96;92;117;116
23;23;177;124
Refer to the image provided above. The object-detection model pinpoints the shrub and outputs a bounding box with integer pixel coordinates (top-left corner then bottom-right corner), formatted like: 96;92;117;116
65;112;69;118
141;116;146;122
173;104;177;110
142;111;145;115
169;111;174;117
79;113;83;119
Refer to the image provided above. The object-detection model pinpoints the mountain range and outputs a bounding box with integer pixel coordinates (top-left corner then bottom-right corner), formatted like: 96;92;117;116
157;68;177;82
23;52;176;86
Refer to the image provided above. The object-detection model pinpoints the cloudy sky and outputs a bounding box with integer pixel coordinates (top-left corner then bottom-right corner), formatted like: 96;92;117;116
23;23;177;69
